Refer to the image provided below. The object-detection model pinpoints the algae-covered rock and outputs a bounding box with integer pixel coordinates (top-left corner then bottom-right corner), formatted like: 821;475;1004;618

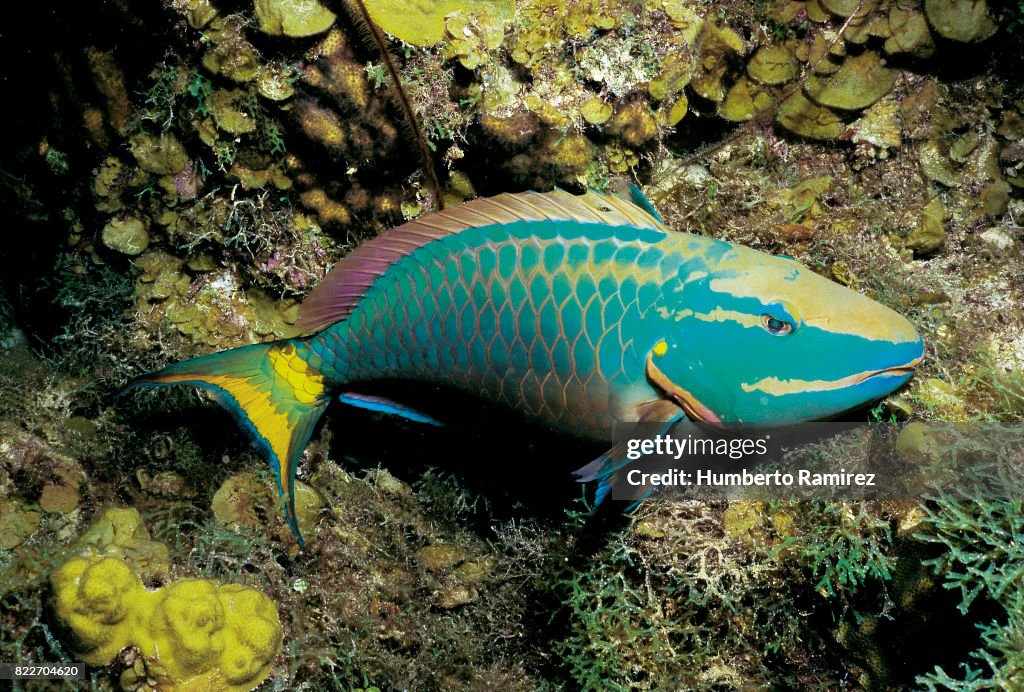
719;77;774;122
212;471;322;540
71;507;170;582
102;217;150;256
130;132;187;176
254;0;336;37
805;50;897;111
0;499;41;550
885;5;935;58
580;97;613;125
924;0;996;43
906;197;946;256
690;21;744;102
747;45;798;85
256;64;295;102
362;0;512;47
208;89;256;134
52;555;282;691
419;543;468;572
777;90;846;140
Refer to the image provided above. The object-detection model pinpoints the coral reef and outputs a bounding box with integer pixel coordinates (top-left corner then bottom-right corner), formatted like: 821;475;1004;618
1;0;1024;687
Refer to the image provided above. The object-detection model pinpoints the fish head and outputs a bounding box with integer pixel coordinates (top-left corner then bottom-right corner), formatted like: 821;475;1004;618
650;240;924;424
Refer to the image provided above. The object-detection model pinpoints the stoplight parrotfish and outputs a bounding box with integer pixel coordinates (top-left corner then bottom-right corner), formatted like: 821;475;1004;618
125;186;924;544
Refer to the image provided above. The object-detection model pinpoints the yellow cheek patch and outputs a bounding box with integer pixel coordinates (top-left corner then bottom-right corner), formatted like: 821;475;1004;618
652;340;669;357
268;344;327;405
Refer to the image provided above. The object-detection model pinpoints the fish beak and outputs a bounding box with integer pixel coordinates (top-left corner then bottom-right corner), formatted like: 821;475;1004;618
856;352;924;384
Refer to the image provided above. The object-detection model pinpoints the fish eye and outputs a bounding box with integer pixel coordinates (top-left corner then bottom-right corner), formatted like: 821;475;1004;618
761;314;794;335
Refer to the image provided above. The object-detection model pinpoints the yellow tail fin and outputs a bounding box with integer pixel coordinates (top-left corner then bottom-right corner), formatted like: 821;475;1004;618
124;340;330;545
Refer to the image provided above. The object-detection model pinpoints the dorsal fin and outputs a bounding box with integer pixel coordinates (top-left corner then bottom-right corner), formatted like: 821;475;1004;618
296;188;666;334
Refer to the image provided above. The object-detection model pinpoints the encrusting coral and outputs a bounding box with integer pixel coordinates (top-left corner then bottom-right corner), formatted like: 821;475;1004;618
48;510;280;692
52;555;282;692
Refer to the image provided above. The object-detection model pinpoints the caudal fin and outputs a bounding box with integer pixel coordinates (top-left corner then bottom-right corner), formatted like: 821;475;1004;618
123;340;331;546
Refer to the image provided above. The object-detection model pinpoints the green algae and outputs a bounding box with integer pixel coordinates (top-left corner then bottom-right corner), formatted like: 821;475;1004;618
0;500;41;550
924;0;997;43
777;90;845;140
905;197;946;256
805;50;897;111
254;0;336;38
365;0;512;47
747;44;798;85
130;132;188;176
102;216;150;256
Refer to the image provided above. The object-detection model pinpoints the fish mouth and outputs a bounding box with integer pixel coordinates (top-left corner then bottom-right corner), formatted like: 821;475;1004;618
855;354;924;384
645;354;722;424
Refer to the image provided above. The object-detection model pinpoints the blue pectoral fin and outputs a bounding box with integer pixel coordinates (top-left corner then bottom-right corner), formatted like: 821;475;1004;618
573;399;687;510
337;392;444;426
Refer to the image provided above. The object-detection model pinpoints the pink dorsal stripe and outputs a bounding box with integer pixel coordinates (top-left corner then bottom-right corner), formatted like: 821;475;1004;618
294;188;666;335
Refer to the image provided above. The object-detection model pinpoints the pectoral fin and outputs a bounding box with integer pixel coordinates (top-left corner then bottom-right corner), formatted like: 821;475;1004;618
337;392;443;426
573;398;687;507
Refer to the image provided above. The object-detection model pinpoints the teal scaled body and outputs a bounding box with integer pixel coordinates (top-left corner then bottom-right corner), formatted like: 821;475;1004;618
126;186;924;543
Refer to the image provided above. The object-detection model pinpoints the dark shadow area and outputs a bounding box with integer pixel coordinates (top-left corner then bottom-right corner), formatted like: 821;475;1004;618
808;540;1000;688
324;380;610;529
0;1;176;346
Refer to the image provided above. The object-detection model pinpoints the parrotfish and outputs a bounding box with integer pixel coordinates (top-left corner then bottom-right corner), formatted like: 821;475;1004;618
125;186;924;543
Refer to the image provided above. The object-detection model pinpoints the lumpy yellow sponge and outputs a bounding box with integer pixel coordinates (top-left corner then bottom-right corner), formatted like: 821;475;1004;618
52;556;281;691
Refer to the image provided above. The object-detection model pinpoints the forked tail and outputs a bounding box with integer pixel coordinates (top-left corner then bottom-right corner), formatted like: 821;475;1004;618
123;339;331;546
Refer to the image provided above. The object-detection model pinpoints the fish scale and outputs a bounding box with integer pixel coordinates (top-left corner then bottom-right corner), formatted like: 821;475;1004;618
315;222;671;438
125;186;923;544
